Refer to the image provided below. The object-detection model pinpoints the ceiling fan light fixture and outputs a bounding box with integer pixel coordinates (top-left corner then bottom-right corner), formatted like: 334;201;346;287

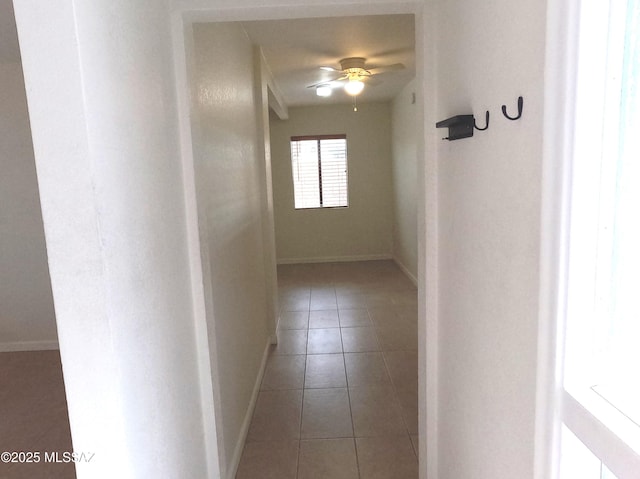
316;85;332;97
344;79;364;96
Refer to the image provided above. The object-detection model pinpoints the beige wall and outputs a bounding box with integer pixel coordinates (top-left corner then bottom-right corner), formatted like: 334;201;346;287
191;22;271;477
391;79;418;283
0;13;57;351
270;102;394;263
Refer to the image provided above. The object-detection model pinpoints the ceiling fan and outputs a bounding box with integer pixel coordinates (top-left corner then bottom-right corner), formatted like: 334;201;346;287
309;57;405;97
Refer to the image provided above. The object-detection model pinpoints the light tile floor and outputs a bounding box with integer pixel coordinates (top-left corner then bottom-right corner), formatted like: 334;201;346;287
0;261;417;479
236;260;419;479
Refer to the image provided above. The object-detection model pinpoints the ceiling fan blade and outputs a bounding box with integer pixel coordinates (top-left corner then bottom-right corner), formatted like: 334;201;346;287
320;66;341;72
306;75;348;88
363;77;382;86
367;63;405;75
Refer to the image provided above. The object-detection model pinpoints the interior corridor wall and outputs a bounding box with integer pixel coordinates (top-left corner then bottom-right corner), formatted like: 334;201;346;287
434;0;546;478
190;22;271;475
14;0;210;476
391;78;418;283
0;2;56;350
270;102;394;263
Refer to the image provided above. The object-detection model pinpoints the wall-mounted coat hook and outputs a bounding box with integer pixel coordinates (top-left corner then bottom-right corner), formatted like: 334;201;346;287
502;96;523;120
474;111;490;131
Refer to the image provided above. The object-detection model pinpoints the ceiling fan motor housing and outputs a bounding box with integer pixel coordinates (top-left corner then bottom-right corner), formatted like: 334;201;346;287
339;57;366;70
339;57;370;79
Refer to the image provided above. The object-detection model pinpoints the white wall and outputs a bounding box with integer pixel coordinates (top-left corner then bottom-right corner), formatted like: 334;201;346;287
190;22;271;477
391;78;418;283
434;0;546;478
0;1;56;351
14;1;210;477
270;102;394;263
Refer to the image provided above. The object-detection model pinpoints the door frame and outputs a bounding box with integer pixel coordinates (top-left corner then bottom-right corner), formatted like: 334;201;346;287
170;2;439;478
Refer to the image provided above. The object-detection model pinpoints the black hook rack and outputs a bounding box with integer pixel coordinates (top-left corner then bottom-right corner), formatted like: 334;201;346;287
436;115;475;141
474;111;490;131
502;96;523;120
436;96;524;140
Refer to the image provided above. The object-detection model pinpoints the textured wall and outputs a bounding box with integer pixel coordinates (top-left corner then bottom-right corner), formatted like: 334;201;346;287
434;0;546;477
14;1;209;476
191;22;271;476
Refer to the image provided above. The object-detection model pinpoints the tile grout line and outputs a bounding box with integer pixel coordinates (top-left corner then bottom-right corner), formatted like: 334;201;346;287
294;299;309;479
379;320;420;462
337;302;362;479
369;299;417;455
381;349;414;439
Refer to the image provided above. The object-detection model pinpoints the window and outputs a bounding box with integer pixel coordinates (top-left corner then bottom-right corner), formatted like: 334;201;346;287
559;1;640;478
290;135;348;209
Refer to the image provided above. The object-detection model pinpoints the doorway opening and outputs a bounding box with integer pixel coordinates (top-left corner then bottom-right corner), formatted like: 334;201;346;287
175;4;435;478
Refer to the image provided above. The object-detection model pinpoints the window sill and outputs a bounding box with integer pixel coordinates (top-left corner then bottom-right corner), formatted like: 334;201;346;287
293;206;349;210
562;387;640;477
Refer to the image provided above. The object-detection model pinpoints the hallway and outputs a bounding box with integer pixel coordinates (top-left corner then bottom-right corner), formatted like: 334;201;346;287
236;260;418;479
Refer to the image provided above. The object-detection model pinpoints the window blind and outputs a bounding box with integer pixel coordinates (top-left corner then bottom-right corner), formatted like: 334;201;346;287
290;135;348;209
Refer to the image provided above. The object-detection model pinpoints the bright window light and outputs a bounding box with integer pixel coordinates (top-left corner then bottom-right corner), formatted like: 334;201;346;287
560;0;640;477
316;85;332;97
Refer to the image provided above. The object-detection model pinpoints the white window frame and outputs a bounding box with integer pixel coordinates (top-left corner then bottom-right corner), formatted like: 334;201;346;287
539;1;640;478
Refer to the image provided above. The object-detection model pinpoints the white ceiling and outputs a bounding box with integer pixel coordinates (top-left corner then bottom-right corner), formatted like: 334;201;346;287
241;14;416;107
0;4;415;107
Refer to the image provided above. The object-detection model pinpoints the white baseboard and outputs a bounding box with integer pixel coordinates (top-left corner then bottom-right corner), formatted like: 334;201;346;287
226;339;271;479
0;340;59;352
277;253;392;265
393;256;418;287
